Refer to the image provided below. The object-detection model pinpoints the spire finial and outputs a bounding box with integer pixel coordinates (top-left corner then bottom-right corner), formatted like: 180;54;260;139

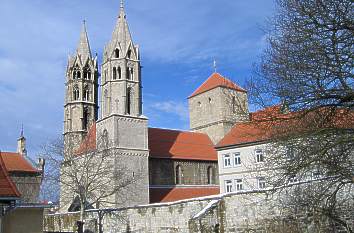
20;124;24;137
120;0;124;9
213;59;217;73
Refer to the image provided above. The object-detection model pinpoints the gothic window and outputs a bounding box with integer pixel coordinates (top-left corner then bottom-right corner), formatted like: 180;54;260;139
82;108;89;130
127;49;132;59
77;71;81;79
175;165;182;185
73;65;80;79
130;68;134;80
126;67;130;80
73;86;80;101
126;87;132;114
207;166;214;184
113;67;117;80
118;67;122;79
83;86;90;101
115;48;120;58
83;65;91;80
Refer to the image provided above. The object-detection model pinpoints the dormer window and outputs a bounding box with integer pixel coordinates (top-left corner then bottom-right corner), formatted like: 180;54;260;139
115;48;120;58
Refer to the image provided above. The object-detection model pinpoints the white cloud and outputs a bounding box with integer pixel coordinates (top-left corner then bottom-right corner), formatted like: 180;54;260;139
150;101;189;122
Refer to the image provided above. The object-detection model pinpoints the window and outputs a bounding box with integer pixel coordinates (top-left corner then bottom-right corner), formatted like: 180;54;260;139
288;175;298;184
207;166;214;184
225;180;232;193
114;48;120;58
234;152;241;166
223;154;232;168
127;49;132;59
126;87;131;114
83;65;91;80
73;86;79;100
82;108;89;130
258;177;266;189
83;86;90;101
286;147;295;160
208;97;212;103
130;68;134;80
118;67;122;79
255;149;264;163
312;171;322;180
113;67;117;80
235;179;243;191
175;165;182;184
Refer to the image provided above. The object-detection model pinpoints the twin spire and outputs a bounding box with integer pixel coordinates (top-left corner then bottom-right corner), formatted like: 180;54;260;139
75;0;133;62
76;20;92;60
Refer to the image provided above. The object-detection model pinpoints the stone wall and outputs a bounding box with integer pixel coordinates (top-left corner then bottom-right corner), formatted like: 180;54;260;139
149;158;219;185
44;189;354;233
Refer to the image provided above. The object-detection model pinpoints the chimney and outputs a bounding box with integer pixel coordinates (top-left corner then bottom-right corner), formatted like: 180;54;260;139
17;126;27;156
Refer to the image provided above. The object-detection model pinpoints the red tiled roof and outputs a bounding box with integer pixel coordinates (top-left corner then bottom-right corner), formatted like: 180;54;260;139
76;123;97;155
217;107;354;148
149;128;217;161
0;154;20;198
0;152;39;173
149;186;220;203
189;72;246;98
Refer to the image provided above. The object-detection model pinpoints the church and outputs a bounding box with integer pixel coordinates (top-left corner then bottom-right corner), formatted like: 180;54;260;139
62;1;249;209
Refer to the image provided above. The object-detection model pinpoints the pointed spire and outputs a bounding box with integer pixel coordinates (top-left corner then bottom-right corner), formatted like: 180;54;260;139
107;1;134;59
76;20;92;59
20;124;24;138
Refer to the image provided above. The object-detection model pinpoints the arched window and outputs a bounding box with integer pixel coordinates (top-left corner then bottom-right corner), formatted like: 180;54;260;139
175;165;182;185
83;86;90;101
130;68;134;80
83;65;91;80
118;67;122;79
87;70;91;80
207;166;214;184
77;71;81;79
72;65;80;79
127;49;132;59
126;87;131;114
113;67;117;80
115;48;120;58
73;86;79;101
126;67;130;80
82;108;89;130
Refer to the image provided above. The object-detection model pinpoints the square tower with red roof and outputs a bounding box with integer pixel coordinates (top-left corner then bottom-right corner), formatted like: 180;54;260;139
189;72;249;144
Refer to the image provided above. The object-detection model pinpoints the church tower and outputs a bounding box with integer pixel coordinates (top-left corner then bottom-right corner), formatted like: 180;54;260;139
64;22;99;152
96;1;149;207
189;72;249;144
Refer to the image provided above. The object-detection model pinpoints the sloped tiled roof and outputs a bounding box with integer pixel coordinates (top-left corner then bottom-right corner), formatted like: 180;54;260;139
76;123;97;155
217;106;354;148
0;152;39;173
149;186;220;203
149;128;217;161
0;155;20;198
189;72;246;98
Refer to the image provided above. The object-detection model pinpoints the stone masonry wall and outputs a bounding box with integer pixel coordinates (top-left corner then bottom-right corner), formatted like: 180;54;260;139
44;189;354;233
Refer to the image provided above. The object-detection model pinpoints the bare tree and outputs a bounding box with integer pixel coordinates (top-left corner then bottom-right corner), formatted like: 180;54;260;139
246;0;354;231
40;131;141;222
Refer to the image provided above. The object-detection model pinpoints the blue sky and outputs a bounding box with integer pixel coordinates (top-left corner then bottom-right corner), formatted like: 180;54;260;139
0;0;275;157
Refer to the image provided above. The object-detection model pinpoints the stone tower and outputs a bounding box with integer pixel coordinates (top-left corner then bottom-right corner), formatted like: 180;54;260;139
96;1;149;207
64;22;99;152
189;72;249;144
